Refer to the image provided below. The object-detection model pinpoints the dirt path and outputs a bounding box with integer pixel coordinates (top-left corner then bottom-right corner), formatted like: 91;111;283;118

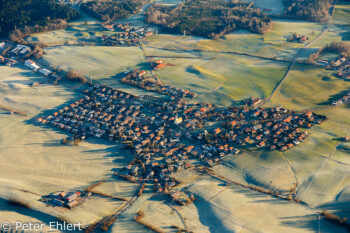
166;202;189;232
264;0;337;104
281;152;299;194
301;141;341;197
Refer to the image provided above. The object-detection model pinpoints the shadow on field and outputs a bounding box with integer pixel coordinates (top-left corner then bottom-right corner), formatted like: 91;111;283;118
317;89;350;106
193;196;234;233
279;214;319;231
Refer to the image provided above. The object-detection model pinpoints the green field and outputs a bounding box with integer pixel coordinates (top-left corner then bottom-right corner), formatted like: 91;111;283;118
268;64;350;110
153;52;288;106
26;11;112;45
244;0;284;14
195;20;324;61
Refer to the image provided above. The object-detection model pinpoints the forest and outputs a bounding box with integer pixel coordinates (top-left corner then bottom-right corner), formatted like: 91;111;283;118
283;0;333;22
145;0;272;39
0;0;79;37
80;0;146;21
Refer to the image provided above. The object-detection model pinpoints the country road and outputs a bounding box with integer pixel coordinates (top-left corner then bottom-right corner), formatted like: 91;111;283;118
265;0;337;104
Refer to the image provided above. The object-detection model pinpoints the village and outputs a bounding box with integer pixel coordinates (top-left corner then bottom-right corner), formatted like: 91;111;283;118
101;23;154;47
36;77;326;194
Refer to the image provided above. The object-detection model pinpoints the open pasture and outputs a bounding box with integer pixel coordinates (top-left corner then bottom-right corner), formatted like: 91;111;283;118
244;0;284;14
154;52;288;106
196;20;324;61
134;176;348;233
268;64;350;110
0;65;135;226
25;12;110;45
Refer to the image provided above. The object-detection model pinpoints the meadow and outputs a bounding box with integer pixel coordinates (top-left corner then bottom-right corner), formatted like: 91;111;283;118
195;20;324;61
268;64;350;110
0;65;138;227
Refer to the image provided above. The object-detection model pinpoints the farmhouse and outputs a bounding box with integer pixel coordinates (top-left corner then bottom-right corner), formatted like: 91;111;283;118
25;60;40;71
45;191;88;210
287;34;308;43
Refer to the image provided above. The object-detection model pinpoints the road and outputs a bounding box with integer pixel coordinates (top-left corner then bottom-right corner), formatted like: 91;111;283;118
265;0;337;104
93;183;142;233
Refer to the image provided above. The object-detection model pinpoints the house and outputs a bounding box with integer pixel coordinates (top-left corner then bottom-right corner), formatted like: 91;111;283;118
174;116;183;125
103;24;114;31
39;69;52;76
154;63;166;70
25;60;40;71
5;58;17;66
299;36;307;43
315;59;329;67
214;128;221;134
250;98;262;106
305;112;313;118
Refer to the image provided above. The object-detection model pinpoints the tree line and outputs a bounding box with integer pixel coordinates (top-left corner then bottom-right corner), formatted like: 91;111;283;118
282;0;333;22
80;0;146;21
0;0;80;37
145;0;272;39
308;41;350;62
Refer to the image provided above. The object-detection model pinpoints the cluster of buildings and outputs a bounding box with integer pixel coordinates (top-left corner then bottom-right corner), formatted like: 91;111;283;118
45;191;91;209
10;45;32;57
317;56;350;82
287;34;308;43
0;55;17;66
335;57;350;81
121;69;198;99
24;59;62;82
37;80;325;193
332;91;350;106
152;60;167;71
199;106;325;152
101;25;153;47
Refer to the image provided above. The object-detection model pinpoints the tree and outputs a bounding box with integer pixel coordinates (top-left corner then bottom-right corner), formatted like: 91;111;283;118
66;70;87;83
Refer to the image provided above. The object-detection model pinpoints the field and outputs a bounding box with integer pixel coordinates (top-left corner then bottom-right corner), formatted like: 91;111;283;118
0;66;137;227
150;52;288;106
268;64;350;110
195;20;324;61
25;11;111;45
1;0;350;232
244;0;284;14
129;175;348;233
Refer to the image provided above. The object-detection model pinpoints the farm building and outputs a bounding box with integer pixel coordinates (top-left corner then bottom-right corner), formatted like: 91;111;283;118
25;60;40;71
39;69;53;76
